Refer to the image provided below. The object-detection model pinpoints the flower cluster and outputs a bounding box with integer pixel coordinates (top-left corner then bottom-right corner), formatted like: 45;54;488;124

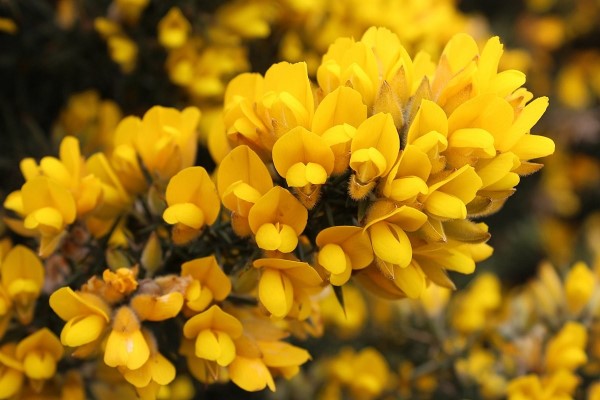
0;18;554;400
217;26;554;301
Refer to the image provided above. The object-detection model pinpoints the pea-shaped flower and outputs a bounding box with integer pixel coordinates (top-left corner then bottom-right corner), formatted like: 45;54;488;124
217;145;273;236
15;328;64;386
381;145;431;203
349;113;400;199
1;245;45;325
272;126;335;208
183;305;243;367
253;258;323;319
315;226;373;286
248;187;307;253
158;7;191;49
104;306;150;370
0;343;23;399
163;166;221;245
181;256;231;313
49;287;111;348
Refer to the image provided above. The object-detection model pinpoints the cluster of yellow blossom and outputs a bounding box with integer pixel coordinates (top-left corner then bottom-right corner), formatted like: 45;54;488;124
0;20;555;400
216;26;554;301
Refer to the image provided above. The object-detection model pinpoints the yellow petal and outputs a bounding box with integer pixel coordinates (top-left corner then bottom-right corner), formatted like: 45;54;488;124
369;222;412;268
104;329;149;370
163;203;205;229
318;244;348;275
393;263;426;299
229;356;275;392
61;314;106;347
312;86;367;134
509;134;555;160
424;191;467;220
258;269;294;318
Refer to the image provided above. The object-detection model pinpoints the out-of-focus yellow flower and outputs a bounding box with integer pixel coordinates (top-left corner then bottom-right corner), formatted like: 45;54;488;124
104;306;149;370
0;343;24;399
181;256;231;313
253;258;323;319
316;226;373;286
182;305;243;367
15;328;64;386
157;375;195;400
0;17;18;34
49;287;111;348
158;8;191;50
507;370;580;400
0;245;45;325
545;321;587;374
319;285;367;338
212;0;276;40
163;167;220;245
115;0;150;25
451;273;501;334
248;187;307;253
326;347;390;400
455;347;507;400
564;261;595;316
217;145;273;236
107;35;138;73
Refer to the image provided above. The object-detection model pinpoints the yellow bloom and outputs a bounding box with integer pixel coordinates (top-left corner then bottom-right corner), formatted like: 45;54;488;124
163;167;220;245
120;330;176;398
0;343;24;399
107;35;138;74
311;86;367;175
49;287;111;348
247;187;307;253
158;7;191;49
131;106;201;181
381;144;431;203
182;305;243;367
111;119;148;195
319;285;367;338
104;306;150;370
421;165;482;220
102;267;139;299
315;226;373;286
326;347;390;400
131;291;184;322
564;261;595;315
272;126;335;208
181;256;231;313
349;113;400;199
545;321;587;374
0;245;44;324
405;99;448;174
15;328;64;383
253;258;323;319
224;62;314;154
217;145;273;236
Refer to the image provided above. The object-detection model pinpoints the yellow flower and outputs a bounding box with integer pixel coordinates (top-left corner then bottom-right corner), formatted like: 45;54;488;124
319;285;367;338
111;119;148;195
247;187;308;253
131;291;184;322
181;256;231;313
15;328;64;383
272;126;335;208
564;261;595;315
349;113;400;199
224;62;314;154
381;144;431;203
107;35;138;74
104;306;150;370
182;305;243;367
132;106;201;181
0;343;24;399
405;99;448;174
0;245;44;324
326;347;390;400
103;267;139;298
253;258;323;319
158;7;191;49
315;226;373;286
217;145;273;236
163;167;220;245
311;86;367;175
421;165;482;220
545;321;587;374
120;330;176;398
49;287;111;348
